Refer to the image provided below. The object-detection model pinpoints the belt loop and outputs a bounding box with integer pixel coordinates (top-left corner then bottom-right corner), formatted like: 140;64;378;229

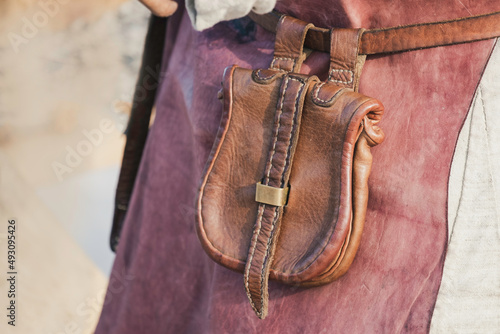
328;28;366;91
270;16;314;73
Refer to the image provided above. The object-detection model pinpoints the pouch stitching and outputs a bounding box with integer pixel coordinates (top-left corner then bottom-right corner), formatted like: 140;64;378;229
258;77;305;314
328;68;354;85
244;75;292;316
271;56;297;71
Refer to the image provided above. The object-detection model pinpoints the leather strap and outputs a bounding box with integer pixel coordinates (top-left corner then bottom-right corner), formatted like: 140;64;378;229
328;28;365;90
244;73;312;319
249;10;500;55
244;18;317;318
110;15;167;251
271;16;314;72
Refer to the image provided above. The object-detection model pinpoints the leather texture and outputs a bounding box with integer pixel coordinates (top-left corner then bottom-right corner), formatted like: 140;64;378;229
197;16;385;318
270;16;313;72
249;9;500;55
197;65;384;317
328;28;365;90
243;71;314;319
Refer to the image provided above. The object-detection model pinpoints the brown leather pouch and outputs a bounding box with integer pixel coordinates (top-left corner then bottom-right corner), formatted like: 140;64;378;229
196;16;385;319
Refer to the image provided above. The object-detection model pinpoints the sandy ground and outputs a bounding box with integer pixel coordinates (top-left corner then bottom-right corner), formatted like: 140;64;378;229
0;0;150;332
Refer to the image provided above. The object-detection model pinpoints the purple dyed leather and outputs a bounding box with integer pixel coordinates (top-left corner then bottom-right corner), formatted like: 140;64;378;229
95;0;499;332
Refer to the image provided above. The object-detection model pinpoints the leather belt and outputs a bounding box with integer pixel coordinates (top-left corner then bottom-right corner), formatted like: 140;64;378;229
249;10;500;55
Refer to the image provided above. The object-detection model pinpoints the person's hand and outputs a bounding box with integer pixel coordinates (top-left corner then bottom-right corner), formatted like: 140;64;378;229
138;0;178;17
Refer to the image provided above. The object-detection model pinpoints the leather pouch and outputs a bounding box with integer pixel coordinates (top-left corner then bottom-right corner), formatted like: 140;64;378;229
196;16;385;319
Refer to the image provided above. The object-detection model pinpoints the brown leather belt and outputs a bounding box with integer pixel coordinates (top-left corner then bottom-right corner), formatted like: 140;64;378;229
249;10;500;55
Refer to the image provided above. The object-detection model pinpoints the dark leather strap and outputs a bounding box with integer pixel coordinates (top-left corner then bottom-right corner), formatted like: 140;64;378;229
249;10;500;55
110;15;167;251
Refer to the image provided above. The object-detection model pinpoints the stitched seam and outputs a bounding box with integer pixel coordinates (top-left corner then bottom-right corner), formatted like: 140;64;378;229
280;77;305;186
259;209;278;313
264;76;291;182
328;68;353;84
271;57;297;71
313;82;346;105
244;76;291;316
313;82;327;102
258;77;305;314
255;69;278;81
244;204;265;316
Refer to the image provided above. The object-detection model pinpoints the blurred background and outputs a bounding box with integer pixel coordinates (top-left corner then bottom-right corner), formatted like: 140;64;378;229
0;0;150;332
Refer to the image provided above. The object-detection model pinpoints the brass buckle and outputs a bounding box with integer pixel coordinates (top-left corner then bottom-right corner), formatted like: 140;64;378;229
255;182;289;207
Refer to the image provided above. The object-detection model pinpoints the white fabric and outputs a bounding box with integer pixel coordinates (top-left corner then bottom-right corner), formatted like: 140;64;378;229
186;0;276;31
431;39;500;332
